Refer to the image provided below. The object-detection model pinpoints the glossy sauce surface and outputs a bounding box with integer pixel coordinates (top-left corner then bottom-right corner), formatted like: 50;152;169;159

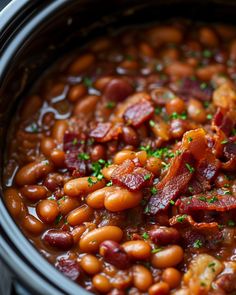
3;20;236;294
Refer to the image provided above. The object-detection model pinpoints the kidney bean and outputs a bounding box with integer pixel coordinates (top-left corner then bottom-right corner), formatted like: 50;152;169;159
187;98;206;123
113;150;136;165
133;265;153;291
80;254;102;275
69;53;95;75
165;62;194;77
104;78;133;102
43;229;73;250
67;204;93;226
162;268;181;289
36;199;60;224
99;240;130;269
22;215;45;235
94;76;113;91
199;27;219;47
196;64;225;81
20;185;48;201
148;282;170;295
40;137;56;157
122;240;151;260
122;126;139;146
64;176;105;197
15;160;54;186
67;84;87;102
4;188;27;219
56;258;81;281
51;120;68;143
149;226;180;245
50;149;65;167
79;226;123;252
104;187;142;212
92;274;112;293
43;173;65;191
151;245;184;268
90;144;106;162
73;95;99;116
166;97;186;115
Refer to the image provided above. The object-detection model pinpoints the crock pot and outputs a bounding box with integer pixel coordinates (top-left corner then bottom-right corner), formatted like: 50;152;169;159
1;0;236;294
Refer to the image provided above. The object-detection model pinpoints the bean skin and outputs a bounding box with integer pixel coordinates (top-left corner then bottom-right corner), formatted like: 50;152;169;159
79;226;123;252
51;120;68;143
80;254;102;275
4;188;27;219
50;149;65;167
42;229;74;250
20;185;48;201
40;137;56;157
15;160;54;186
69;53;95;75
148;282;170;295
64;177;105;197
99;240;130;269
92;274;112;293
36;199;60;224
151;245;184;269
104;78;133;102
122;126;139;146
133;265;153;292
22;215;45;235
122;240;151;260
149;226;180;245
67;84;87;102
58;196;80;215
67;204;93;226
162;268;182;289
87;186;116;209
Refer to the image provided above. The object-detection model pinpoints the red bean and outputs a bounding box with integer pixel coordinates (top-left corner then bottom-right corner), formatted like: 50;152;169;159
149;227;180;245
99;240;130;269
104;78;133;102
42;229;74;250
56;258;81;281
122;126;138;146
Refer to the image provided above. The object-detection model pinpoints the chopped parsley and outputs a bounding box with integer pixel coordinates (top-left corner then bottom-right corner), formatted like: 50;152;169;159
150;187;157;195
221;139;228;145
185;163;195;173
78;153;90;160
162;162;170;170
204;101;210;108
83;77;93;87
208;262;216;272
140;146;175;159
193;239;203;248
151;247;163;254
223;190;231;195
169;200;175;205
149;120;155;127
72;138;78;145
207;114;213;120
55;214;63;225
232;128;236;136
198;196;207;202
142;232;149;240
106;180;113;187
155;107;162;115
207;196;218;203
200;82;208;90
88;176;97;187
106;101;116;109
170;112;187;120
200;281;207;287
228;220;235;227
42;160;49;166
203;49;213;58
176;214;187;223
188;137;193;142
144;173;151;180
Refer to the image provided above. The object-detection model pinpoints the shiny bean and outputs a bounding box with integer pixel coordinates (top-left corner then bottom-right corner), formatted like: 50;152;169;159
80;254;102;275
22;214;44;235
133;265;153;291
71;225;86;243
196;64;225;81
58;196;80;215
122;126;139;146
104;78;133;102
92;274;112;293
165;62;194;77
51;120;68;143
50;149;65;167
111;271;132;290
187;98;206;123
20;185;48;201
40;137;56;157
94;76;113;91
64;177;105;197
43;229;73;250
148;282;170;295
4;188;27;219
151;245;184;268
36;199;59;224
69;53;95;75
86;186;115;209
67;84;87;102
15;160;54;186
113;150;136;165
122;240;151;260
148;26;183;46
149;226;180;245
67;204;93;226
73;95;99;116
99;240;130;269
170;119;187;139
101;165;118;180
165;98;185;115
79;226;123;252
104;187;142;212
199;27;219;47
90;145;106;162
136;151;147;165
145;157;162;175
162;268;182;289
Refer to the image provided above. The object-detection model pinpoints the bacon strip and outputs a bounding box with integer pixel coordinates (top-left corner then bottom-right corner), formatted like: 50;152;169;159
176;194;236;213
169;214;218;230
111;159;154;191
89;122;122;142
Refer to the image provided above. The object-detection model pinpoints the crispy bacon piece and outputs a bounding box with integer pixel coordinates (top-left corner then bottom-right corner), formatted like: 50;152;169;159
212;108;235;136
147;151;195;214
111;159;154;191
123;100;154;127
176;194;236;213
223;136;236;159
172;77;213;101
63;132;87;176
89;122;122;142
169;214;218;230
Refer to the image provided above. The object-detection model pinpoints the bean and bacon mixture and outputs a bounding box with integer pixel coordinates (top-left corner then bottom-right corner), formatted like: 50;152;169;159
3;20;236;295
